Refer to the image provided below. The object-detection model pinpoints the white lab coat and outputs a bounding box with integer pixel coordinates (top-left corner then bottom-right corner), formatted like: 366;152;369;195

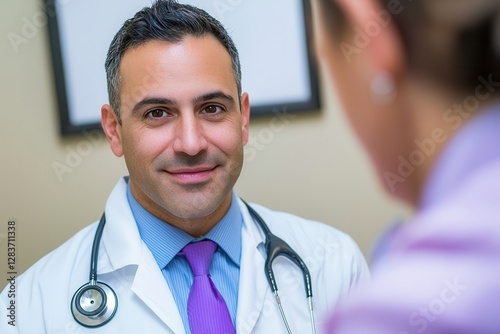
1;177;368;333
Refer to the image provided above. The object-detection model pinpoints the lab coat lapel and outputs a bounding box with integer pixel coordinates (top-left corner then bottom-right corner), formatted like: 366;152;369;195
102;178;186;333
132;244;186;334
236;199;271;334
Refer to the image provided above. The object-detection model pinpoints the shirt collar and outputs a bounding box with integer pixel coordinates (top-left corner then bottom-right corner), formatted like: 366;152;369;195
420;103;500;210
126;182;243;269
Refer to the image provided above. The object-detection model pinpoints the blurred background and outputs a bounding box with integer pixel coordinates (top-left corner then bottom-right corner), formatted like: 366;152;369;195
0;0;411;287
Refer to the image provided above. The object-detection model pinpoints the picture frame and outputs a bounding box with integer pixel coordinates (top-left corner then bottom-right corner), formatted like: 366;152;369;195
45;0;320;135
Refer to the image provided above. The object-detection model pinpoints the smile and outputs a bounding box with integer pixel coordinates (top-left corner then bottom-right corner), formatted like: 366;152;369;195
166;166;217;184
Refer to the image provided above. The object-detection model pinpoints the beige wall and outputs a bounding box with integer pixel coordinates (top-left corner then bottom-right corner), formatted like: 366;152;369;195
0;0;410;283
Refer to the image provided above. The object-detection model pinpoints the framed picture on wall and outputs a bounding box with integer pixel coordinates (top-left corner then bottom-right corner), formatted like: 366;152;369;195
45;0;320;135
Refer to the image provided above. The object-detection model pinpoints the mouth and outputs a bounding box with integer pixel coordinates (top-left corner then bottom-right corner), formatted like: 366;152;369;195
165;166;217;184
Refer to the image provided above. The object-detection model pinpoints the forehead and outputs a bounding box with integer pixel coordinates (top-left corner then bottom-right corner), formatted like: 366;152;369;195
118;36;237;105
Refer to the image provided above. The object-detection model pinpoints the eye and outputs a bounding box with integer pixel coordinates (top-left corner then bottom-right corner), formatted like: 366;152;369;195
145;109;168;119
202;105;223;114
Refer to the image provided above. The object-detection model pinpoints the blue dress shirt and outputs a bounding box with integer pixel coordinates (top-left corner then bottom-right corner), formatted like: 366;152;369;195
126;183;243;333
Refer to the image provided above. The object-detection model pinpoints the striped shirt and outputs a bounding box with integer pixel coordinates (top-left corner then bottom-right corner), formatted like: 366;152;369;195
127;183;243;333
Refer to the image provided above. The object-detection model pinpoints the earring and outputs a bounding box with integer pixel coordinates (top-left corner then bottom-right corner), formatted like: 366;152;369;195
370;72;396;104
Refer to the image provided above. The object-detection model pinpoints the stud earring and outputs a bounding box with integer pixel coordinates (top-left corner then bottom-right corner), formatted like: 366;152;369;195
370;72;396;104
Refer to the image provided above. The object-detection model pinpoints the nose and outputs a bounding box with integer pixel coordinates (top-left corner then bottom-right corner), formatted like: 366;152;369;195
172;112;208;156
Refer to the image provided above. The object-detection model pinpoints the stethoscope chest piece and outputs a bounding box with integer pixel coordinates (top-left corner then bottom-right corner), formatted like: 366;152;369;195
71;281;118;328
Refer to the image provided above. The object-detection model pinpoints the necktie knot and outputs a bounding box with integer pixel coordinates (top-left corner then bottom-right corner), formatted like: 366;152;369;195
181;240;217;276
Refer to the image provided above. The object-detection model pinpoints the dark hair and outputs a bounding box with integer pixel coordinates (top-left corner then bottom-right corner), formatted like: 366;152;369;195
318;0;500;96
105;0;241;122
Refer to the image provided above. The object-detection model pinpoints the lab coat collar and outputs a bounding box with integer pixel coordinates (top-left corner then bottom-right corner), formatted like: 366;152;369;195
235;197;271;333
101;176;142;272
101;176;186;333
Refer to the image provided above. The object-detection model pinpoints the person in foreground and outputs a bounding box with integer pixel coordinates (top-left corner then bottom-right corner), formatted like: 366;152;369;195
0;1;369;333
314;0;500;333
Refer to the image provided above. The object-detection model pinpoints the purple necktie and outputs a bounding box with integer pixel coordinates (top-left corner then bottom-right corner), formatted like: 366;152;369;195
181;240;235;334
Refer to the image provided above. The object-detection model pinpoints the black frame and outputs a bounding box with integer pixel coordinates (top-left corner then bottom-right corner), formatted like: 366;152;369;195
45;0;320;136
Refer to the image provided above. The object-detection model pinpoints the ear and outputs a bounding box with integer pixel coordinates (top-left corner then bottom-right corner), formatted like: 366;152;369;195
240;92;251;145
101;104;124;157
336;0;405;76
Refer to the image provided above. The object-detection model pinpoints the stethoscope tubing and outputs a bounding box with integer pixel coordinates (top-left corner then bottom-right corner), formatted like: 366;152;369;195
71;200;316;333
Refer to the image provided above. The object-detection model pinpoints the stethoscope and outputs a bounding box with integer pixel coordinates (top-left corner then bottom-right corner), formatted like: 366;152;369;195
71;201;316;333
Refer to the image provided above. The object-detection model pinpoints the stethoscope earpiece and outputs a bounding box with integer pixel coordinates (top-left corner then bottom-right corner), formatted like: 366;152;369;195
71;281;118;328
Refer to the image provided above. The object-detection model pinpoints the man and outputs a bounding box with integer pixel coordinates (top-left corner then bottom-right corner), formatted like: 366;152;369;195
1;1;368;333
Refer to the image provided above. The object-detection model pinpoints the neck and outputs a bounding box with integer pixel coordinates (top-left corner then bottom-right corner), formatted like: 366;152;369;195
164;200;231;237
398;78;468;207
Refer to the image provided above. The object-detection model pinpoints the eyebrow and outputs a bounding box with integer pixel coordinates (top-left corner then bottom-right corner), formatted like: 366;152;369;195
193;91;236;105
131;91;236;114
131;97;176;114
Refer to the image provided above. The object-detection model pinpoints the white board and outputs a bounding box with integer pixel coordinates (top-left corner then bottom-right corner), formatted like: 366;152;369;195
46;0;319;134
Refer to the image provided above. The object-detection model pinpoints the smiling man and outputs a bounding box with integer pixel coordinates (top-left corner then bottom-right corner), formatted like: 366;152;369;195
104;36;248;237
1;1;368;333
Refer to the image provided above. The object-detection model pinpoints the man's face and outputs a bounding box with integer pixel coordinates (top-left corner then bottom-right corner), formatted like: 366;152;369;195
104;36;250;225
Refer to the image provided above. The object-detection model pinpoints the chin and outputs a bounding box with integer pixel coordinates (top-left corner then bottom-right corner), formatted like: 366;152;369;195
166;196;221;218
172;206;215;219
